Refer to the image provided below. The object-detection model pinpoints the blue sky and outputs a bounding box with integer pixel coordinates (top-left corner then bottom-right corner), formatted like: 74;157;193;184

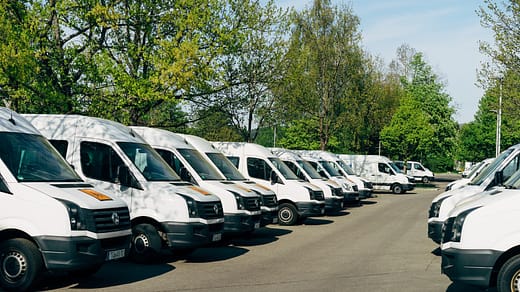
274;0;493;123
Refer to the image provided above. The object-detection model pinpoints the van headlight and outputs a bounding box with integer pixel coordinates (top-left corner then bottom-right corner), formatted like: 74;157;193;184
428;196;449;218
58;199;88;230
180;195;199;217
443;206;481;243
231;191;246;210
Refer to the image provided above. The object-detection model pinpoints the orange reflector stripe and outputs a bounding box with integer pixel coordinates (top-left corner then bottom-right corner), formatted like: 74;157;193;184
189;186;212;195
80;189;113;201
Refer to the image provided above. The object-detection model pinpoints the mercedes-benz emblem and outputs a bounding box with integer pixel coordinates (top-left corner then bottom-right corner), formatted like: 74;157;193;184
213;204;219;215
111;212;120;225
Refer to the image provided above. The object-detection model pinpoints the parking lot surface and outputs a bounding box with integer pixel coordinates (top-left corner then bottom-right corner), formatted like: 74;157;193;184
40;178;491;292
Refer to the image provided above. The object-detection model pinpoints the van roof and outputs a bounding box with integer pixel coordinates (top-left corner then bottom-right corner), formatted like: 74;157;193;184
130;127;194;150
178;134;218;154
212;142;274;158
23;114;144;143
0;108;40;134
270;148;302;161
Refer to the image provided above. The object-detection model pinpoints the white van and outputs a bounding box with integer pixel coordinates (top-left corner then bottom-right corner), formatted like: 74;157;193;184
213;142;326;226
445;158;493;191
394;161;435;183
300;150;373;199
271;149;345;213
441;170;520;291
130;127;262;234
24;115;224;263
295;152;360;204
0;109;131;291
339;154;415;194
178;134;278;226
428;144;520;244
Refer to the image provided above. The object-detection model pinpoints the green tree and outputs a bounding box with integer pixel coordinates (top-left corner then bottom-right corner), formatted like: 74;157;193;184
277;0;363;150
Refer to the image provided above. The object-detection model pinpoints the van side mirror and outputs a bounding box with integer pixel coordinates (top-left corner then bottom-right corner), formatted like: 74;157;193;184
495;171;504;186
117;165;142;189
179;167;196;185
270;170;282;185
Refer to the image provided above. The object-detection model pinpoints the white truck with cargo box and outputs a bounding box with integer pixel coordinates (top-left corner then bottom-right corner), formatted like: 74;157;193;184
428;144;520;244
441;169;520;291
339;154;415;194
271;149;345;213
24;114;224;263
393;160;435;183
0;108;131;291
213;142;326;226
179;134;278;227
131;127;262;235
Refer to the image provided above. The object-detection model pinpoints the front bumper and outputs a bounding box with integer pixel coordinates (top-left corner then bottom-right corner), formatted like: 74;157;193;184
428;220;443;244
35;234;131;271
441;247;501;288
325;197;345;212
359;189;372;199
295;201;325;217
260;207;279;226
223;213;262;234
343;191;360;203
162;221;224;248
403;183;415;191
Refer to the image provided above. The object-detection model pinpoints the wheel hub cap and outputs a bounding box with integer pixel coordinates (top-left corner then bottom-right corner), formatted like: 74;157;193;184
2;251;26;280
134;234;150;253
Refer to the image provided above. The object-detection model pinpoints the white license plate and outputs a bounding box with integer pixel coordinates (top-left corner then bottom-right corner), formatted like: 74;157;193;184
321;208;325;214
254;222;260;229
272;217;278;224
107;249;125;261
212;233;222;242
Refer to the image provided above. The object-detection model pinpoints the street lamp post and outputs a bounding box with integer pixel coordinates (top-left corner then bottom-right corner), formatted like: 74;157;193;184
495;78;502;157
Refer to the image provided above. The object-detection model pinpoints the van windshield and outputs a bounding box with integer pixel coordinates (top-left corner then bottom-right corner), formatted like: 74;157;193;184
268;157;299;180
389;162;402;173
296;160;322;179
118;142;181;181
469;148;513;186
206;152;246;181
0;132;81;182
319;161;342;176
179;149;225;180
336;160;355;175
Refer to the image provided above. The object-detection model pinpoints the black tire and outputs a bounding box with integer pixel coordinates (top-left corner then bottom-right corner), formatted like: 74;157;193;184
130;223;163;264
278;203;299;226
422;176;430;184
497;254;520;292
0;238;43;292
391;184;403;194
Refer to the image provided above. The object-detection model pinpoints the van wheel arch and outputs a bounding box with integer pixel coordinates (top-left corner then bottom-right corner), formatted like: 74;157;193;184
130;220;164;264
490;246;520;287
0;238;44;291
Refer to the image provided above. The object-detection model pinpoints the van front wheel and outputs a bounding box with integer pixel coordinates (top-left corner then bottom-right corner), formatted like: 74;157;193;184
0;238;43;292
497;254;520;292
422;177;430;184
278;203;299;226
131;223;163;264
391;184;403;194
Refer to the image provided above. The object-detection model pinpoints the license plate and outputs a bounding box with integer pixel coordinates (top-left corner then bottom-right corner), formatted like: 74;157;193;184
254;222;260;229
272;217;278;224
106;249;125;261
321;208;325;214
212;233;222;242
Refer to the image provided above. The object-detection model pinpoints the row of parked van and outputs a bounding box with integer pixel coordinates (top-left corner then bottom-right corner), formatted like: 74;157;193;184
2;108;416;291
427;146;520;291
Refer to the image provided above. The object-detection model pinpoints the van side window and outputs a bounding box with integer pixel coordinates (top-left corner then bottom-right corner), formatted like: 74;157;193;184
247;157;272;180
0;174;10;194
227;156;240;168
155;149;190;181
378;163;391;174
414;163;424;171
502;155;520;182
80;141;125;184
49;140;68;159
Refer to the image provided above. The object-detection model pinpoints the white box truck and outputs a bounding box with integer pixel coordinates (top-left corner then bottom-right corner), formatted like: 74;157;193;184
0;108;131;291
441;171;520;291
130;127;262;235
339;154;415;194
179;134;279;226
24;115;224;263
428;144;520;244
213;142;326;226
271;149;345;213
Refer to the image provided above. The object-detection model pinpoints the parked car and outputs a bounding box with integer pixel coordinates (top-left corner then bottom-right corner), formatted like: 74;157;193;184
393;160;435;183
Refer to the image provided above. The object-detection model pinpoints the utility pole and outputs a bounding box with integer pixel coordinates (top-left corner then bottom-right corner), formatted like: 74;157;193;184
495;77;502;157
